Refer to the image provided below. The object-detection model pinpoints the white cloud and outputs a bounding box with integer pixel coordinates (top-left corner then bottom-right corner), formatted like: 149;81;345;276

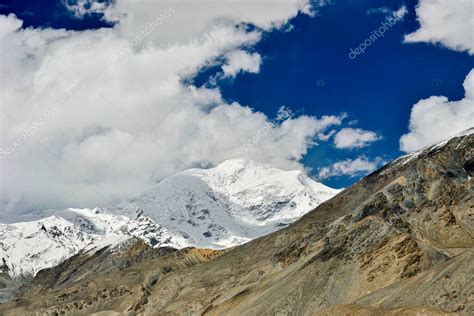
63;0;108;18
400;69;474;153
318;155;386;179
317;129;336;141
367;7;392;15
347;120;358;126
404;0;474;55
367;5;408;20
222;50;262;78
103;0;318;46
0;1;338;214
393;5;408;20
333;128;381;149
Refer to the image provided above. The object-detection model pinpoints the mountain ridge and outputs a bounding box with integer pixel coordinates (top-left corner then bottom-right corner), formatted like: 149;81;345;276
0;159;338;282
2;128;471;315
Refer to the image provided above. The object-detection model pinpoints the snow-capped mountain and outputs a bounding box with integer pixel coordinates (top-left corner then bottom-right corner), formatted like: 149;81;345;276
112;159;340;248
0;208;176;278
0;214;95;277
0;159;340;278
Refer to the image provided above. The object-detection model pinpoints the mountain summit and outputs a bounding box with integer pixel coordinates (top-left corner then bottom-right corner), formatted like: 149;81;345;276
113;158;340;248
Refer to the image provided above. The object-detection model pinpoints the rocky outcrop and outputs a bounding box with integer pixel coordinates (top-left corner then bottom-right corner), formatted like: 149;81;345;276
1;130;473;315
1;239;223;315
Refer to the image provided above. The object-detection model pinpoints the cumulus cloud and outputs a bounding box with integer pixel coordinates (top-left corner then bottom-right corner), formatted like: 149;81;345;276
333;128;381;149
103;0;317;46
0;1;340;214
222;50;261;78
400;69;474;153
318;156;386;179
404;0;474;55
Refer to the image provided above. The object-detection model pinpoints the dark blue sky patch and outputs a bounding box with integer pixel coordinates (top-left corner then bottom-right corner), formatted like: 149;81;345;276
0;0;112;30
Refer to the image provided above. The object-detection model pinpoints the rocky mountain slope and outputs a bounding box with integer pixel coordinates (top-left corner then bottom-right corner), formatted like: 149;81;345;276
0;159;338;284
2;129;472;315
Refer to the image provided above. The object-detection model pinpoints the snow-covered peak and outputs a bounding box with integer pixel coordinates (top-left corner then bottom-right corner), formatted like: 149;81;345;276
114;158;341;248
0;214;96;277
0;159;340;278
194;158;331;196
0;208;176;278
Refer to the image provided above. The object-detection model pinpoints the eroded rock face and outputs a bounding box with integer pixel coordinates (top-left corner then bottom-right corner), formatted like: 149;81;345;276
1;131;473;315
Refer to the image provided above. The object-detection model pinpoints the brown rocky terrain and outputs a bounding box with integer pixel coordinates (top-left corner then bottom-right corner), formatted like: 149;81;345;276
1;130;473;315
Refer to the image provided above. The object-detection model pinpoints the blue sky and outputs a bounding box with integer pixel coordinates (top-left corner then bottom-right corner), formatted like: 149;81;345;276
206;0;474;187
1;0;472;198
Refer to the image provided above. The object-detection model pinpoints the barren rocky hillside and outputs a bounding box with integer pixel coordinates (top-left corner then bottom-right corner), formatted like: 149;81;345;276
1;130;473;315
